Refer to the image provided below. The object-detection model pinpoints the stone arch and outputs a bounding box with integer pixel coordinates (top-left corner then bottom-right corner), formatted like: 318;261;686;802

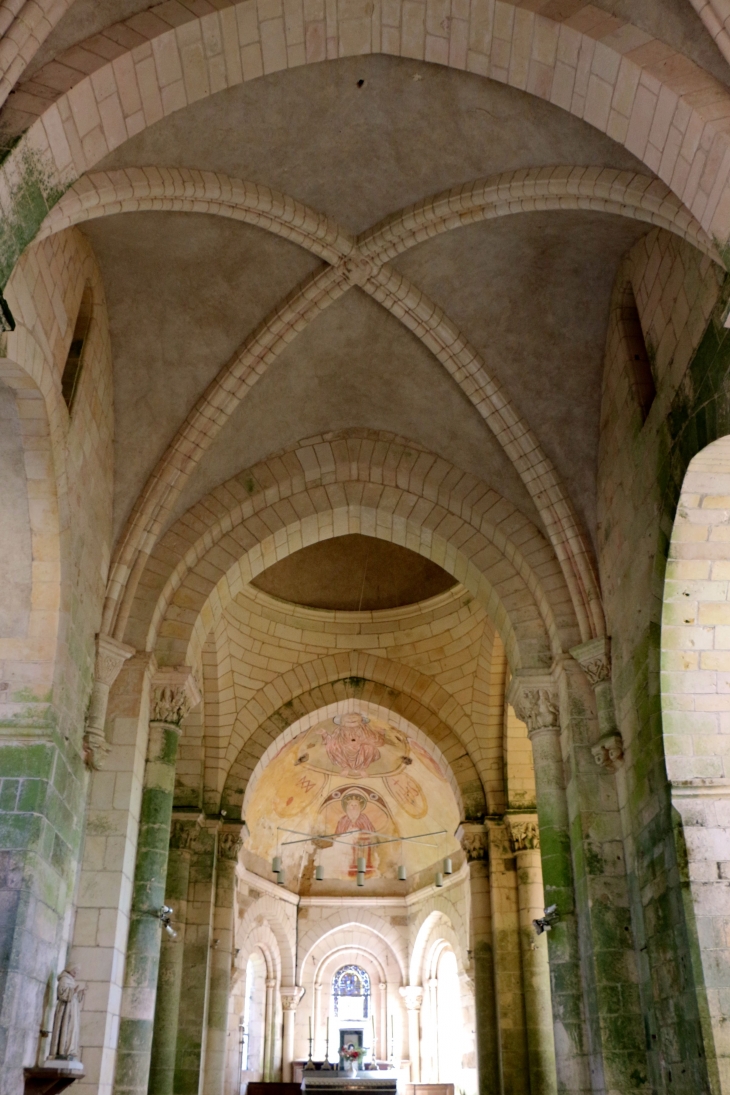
240;696;465;822
124;433;578;674
221;666;485;819
3;5;728;653
237;894;296;985
313;943;388;990
661;432;730;779
0;357;61;712
38;166;718;264
410;904;468;983
298;914;407;983
3;1;728;255
661;434;730;1092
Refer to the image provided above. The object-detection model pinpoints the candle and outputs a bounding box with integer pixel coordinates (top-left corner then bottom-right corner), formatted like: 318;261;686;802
372;1015;376;1054
309;1015;312;1040
390;1016;394;1056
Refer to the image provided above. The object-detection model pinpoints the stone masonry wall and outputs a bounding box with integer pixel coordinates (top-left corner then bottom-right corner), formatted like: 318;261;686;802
598;226;728;1093
0;226;113;1092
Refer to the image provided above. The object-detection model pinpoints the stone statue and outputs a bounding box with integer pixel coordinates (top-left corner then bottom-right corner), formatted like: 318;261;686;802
49;967;85;1060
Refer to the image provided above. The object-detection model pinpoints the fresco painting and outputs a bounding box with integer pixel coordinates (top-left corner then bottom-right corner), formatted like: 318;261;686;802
245;712;460;885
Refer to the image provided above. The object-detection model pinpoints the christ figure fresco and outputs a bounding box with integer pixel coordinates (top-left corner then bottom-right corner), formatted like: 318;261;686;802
334;791;376;876
321;712;386;775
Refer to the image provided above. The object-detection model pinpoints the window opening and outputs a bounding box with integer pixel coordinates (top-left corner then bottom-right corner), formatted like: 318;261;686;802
621;282;655;423
61;285;92;412
332;964;370;1020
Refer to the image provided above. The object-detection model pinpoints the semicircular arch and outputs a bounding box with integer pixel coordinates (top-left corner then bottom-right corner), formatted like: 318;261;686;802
220;663;485;819
125;433;578;674
298;914;407;983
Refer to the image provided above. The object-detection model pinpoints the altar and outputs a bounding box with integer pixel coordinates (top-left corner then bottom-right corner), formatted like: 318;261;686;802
301;1071;397;1095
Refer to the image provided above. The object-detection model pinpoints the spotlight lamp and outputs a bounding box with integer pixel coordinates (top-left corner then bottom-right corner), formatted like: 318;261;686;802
157;905;178;939
533;905;559;936
434;872;444;888
274;824;448;891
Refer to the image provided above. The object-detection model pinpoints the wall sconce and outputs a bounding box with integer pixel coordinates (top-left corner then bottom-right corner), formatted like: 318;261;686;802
434;872;443;888
315;865;324;881
443;857;452;875
398;865;407;881
357;872;365;887
272;855;282;873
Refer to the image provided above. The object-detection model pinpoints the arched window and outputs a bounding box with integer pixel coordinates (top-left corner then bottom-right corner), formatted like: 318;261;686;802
61;284;92;412
332;964;370;1019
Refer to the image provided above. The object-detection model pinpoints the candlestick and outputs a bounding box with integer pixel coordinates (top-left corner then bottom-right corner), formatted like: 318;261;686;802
321;1015;332;1069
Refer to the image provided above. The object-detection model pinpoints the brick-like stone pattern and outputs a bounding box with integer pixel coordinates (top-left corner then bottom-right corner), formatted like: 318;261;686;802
0;226;113;1094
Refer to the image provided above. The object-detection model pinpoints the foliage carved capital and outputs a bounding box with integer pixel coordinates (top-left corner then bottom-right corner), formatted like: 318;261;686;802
151;667;201;727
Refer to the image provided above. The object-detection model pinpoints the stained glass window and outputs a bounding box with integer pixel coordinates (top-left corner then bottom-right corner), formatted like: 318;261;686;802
333;964;370;1019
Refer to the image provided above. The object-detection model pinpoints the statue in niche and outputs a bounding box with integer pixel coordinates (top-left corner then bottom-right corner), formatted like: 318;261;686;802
49;967;85;1060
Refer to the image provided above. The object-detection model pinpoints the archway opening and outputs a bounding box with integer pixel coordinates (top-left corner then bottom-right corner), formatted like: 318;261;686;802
241;951;268;1083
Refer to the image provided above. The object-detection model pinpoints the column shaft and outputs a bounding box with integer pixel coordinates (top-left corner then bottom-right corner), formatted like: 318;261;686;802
203;827;243;1095
113;668;199;1095
509;676;592;1095
510;829;557;1095
487;820;528;1095
148;824;193;1095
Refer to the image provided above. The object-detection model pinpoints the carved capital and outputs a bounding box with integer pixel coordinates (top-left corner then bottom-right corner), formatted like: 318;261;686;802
591;733;624;773
399;985;423;1011
507;673;559;739
456;822;488;862
571;637;611;688
506;817;540;852
169;816;203;850
95;634;135;686
83;634;135;771
151;667;201;727
280;985;304;1011
218;824;245;861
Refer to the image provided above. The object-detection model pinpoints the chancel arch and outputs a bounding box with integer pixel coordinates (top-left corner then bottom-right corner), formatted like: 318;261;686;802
127;431;577;671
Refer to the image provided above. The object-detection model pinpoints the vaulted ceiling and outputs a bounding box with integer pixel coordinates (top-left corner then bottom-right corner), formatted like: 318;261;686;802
4;0;728;639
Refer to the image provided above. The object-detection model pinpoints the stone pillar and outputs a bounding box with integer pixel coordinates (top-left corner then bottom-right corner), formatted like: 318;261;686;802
204;825;245;1095
485;818;528;1095
425;977;438;1081
506;817;557;1095
313;980;322;1059
148;815;199;1095
399;986;423;1082
263;978;277;1080
508;674;591;1095
71;652;154;1095
112;668;200;1095
174;819;217;1094
82;634;135;770
280;987;304;1080
457;823;500;1095
565;643;647;1095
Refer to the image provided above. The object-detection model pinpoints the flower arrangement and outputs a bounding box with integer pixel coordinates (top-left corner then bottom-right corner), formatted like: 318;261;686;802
340;1045;368;1071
